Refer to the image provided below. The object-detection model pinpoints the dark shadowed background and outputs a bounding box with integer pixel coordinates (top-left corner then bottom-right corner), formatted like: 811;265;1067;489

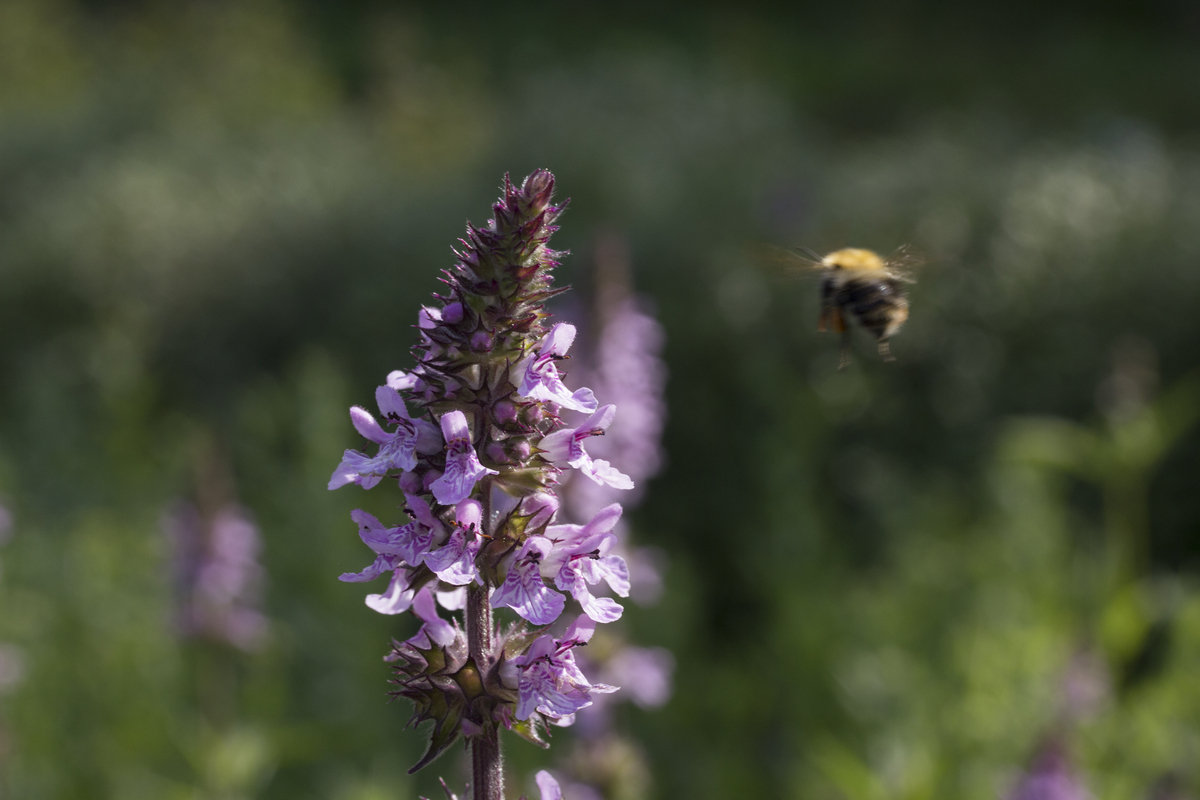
2;1;1200;798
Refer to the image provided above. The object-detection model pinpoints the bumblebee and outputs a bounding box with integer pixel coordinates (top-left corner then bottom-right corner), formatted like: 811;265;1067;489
766;246;914;370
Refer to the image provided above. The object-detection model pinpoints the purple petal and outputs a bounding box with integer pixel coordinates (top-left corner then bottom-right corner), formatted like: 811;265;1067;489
350;406;390;444
411;587;456;646
387;370;418;391
436;586;467;610
567;387;599;413
538;429;575;463
591;553;631;597
583;404;617;432
455;498;482;529
579;590;624;623
563;614;597;645
583;459;634;490
338;553;399;582
328;456;360;490
350;509;406;555
406;494;440;530
439;410;470;443
542;323;576;357
375;385;410;423
414;419;443;453
365;569;414;614
535;772;563;800
492;540;565;625
424;525;480;585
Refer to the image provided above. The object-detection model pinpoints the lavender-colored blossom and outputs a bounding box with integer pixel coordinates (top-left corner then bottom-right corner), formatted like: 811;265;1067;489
492;536;566;625
516;324;599;413
165;502;268;651
541;504;630;623
511;616;616;721
330;386;442;490
430;411;499;505
601;646;674;709
339;495;443;583
1006;742;1093;800
540;405;633;490
425;499;483;585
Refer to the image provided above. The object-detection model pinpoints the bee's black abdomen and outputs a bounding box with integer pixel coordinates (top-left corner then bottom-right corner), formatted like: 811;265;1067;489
840;277;908;341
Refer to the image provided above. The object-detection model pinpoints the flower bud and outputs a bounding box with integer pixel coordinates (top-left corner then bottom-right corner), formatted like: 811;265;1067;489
398;471;423;493
470;330;493;351
493;400;518;426
485;442;511;464
443;302;465;325
511;439;532;462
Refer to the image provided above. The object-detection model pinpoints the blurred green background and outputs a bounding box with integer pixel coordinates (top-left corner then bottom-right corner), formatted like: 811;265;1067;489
2;1;1200;798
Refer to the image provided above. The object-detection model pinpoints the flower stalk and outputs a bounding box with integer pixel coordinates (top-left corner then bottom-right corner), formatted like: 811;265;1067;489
329;171;634;799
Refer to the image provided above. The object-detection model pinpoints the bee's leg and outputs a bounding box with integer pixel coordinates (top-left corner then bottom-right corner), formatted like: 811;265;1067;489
838;330;853;371
877;338;895;362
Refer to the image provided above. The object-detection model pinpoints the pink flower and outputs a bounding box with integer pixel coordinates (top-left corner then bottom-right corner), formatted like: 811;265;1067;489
515;324;599;413
512;616;616;721
329;385;441;490
540;404;633;490
429;411;499;505
492;536;565;625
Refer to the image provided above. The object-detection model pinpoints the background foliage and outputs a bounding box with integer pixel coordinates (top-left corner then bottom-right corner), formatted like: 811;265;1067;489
1;1;1199;798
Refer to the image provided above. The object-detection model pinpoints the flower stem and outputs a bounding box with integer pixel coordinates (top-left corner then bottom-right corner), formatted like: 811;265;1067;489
467;583;502;800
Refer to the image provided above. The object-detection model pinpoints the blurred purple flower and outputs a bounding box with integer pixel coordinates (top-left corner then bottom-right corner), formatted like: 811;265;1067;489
1006;741;1093;800
601;646;674;709
165;502;268;652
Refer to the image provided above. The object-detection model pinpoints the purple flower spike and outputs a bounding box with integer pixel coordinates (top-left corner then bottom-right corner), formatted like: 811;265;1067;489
425;499;483;586
410;586;456;647
366;568;416;615
430;411;499;505
516;323;599;413
512;616;616;721
540;404;634;490
333;173;664;781
492;536;565;625
329;385;442;490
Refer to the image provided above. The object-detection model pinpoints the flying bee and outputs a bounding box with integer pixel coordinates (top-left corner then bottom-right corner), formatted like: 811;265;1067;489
767;245;919;369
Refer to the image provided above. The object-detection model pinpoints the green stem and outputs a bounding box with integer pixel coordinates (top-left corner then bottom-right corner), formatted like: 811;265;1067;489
466;584;502;800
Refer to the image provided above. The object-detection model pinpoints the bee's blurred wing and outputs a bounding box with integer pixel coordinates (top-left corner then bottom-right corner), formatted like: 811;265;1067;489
885;244;924;283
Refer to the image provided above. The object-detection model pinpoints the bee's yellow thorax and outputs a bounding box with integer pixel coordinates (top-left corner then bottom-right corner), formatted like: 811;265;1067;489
822;248;885;272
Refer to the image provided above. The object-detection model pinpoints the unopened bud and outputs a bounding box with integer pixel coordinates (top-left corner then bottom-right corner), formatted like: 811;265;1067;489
470;330;493;351
493;400;518;425
443;302;465;325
